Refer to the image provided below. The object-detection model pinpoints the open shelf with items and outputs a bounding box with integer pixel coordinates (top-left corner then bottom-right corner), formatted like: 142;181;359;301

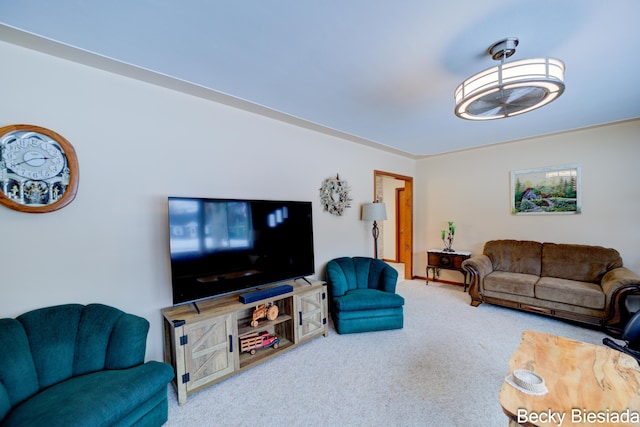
162;279;327;405
238;336;294;369
236;296;294;369
237;313;293;337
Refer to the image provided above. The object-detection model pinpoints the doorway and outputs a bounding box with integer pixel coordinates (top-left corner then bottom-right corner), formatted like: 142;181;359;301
373;170;413;279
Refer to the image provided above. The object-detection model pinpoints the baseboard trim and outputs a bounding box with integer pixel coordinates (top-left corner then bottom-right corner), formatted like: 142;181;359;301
420;276;466;287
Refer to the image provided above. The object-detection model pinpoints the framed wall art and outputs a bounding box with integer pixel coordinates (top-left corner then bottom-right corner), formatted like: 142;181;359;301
511;164;581;215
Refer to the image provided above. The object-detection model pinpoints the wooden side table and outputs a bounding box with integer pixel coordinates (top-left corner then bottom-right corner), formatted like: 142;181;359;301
426;249;471;290
500;331;640;426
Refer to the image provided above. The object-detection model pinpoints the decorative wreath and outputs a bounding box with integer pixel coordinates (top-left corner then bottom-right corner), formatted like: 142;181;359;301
319;174;352;216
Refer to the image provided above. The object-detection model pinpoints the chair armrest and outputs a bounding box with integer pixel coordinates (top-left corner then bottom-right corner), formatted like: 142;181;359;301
601;267;640;327
380;266;399;294
105;313;149;369
326;260;349;297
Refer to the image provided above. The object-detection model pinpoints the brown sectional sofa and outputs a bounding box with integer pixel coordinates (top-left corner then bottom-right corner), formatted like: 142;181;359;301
462;240;640;334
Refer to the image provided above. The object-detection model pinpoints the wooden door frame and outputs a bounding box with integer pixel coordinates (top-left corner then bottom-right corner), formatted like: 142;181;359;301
374;170;413;279
395;187;405;262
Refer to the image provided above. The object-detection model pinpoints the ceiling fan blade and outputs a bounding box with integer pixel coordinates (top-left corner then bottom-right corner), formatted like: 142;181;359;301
503;87;546;106
466;99;507;116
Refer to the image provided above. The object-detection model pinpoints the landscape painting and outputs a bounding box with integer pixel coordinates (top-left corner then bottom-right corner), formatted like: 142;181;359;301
511;164;581;215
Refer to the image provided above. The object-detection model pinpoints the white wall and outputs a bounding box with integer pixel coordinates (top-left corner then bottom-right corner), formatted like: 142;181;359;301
0;40;414;361
3;36;638;363
415;120;640;282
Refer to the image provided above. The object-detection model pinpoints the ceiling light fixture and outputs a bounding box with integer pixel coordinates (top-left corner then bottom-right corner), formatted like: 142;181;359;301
454;38;565;120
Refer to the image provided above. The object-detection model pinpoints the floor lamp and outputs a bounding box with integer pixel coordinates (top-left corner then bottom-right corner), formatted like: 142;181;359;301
362;202;387;259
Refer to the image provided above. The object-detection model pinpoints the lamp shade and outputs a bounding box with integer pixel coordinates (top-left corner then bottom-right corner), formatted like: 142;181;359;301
361;203;387;221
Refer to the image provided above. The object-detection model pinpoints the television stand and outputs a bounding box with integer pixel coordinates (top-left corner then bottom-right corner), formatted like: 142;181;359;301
162;279;328;405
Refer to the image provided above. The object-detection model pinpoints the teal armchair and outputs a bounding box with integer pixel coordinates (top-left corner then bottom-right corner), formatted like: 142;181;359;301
326;257;405;334
0;303;174;427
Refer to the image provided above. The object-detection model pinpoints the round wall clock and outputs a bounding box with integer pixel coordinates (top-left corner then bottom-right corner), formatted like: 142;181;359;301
0;124;79;213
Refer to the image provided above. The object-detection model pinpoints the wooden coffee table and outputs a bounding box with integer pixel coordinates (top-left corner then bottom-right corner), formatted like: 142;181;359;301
499;331;640;426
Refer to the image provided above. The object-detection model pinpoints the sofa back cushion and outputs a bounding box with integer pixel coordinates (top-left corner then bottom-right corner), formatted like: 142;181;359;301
74;304;149;372
541;243;623;283
484;240;542;276
16;304;84;389
0;319;40;420
326;257;399;297
0;303;149;417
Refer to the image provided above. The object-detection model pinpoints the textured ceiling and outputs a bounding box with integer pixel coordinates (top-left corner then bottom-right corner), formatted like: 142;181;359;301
1;1;639;157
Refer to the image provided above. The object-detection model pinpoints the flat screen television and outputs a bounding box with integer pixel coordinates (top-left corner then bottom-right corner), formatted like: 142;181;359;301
168;197;315;305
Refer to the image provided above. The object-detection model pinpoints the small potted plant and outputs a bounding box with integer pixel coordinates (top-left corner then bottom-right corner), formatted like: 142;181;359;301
441;221;456;252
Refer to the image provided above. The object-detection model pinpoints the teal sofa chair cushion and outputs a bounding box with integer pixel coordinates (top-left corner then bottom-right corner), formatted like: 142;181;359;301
0;303;174;427
326;257;404;334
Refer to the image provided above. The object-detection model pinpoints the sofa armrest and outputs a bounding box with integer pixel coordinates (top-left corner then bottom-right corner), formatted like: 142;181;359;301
462;255;494;304
462;255;494;283
601;267;640;328
601;267;640;299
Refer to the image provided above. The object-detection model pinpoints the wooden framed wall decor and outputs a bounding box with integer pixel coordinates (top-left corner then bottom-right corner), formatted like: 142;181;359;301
511;164;581;215
0;124;79;213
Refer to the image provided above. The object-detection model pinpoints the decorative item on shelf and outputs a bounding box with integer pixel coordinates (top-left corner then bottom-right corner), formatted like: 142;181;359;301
240;331;280;355
319;173;352;216
441;221;456;252
0;124;79;213
251;303;279;327
361;201;387;259
454;37;565;120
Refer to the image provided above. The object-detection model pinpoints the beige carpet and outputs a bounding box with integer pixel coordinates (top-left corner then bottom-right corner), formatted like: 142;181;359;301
166;280;606;426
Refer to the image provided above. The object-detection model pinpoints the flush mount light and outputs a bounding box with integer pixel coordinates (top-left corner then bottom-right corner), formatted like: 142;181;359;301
454;38;565;120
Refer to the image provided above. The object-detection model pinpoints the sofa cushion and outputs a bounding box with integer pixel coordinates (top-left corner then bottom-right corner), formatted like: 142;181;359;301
484;240;542;276
541;243;623;283
327;257;399;296
15;304;150;392
483;271;538;297
16;304;83;390
2;361;174;427
333;307;403;321
0;319;39;419
332;310;403;334
333;289;405;311
535;277;605;310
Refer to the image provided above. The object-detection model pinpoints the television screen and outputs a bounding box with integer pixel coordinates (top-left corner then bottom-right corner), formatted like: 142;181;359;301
168;197;315;305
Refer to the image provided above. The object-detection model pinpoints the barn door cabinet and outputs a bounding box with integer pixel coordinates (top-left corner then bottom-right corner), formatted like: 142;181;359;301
295;286;328;343
162;280;328;405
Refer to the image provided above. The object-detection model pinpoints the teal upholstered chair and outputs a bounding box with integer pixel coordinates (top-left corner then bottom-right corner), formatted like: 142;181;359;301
326;257;405;334
0;303;174;427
